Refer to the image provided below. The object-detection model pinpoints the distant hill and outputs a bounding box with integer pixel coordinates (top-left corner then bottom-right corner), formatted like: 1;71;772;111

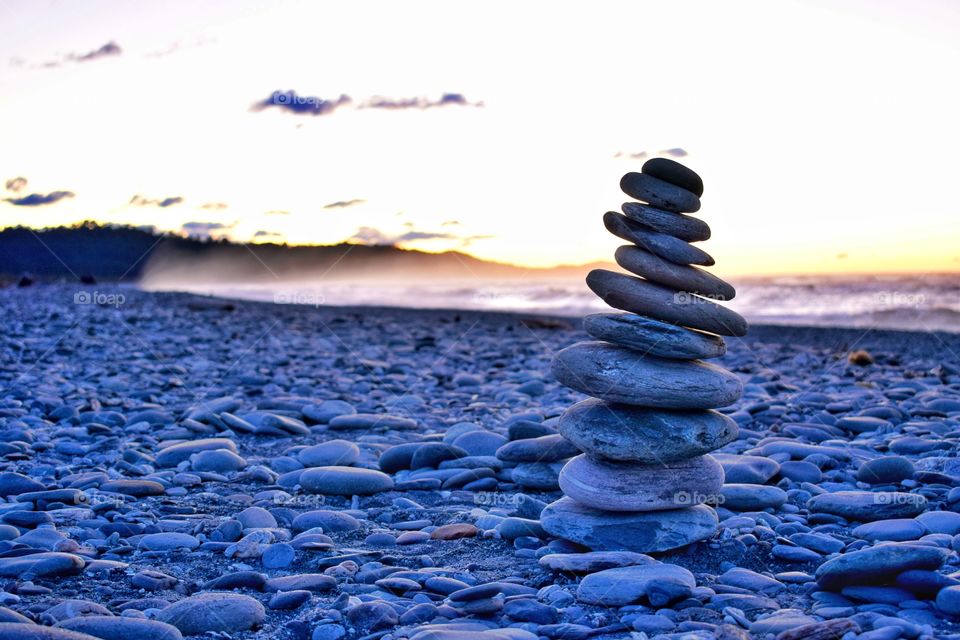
0;222;607;283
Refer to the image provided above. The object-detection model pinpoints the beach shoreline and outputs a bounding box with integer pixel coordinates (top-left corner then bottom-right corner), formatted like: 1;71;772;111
2;283;959;637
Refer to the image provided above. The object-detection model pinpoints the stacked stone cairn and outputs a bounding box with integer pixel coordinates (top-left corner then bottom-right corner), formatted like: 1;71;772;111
540;158;749;553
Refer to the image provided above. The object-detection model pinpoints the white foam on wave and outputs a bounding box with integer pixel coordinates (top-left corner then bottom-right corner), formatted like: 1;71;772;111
146;273;960;333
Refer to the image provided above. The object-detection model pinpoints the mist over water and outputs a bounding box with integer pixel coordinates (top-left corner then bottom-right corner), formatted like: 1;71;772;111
141;273;960;333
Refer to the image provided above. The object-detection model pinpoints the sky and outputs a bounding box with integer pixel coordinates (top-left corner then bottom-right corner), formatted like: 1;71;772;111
1;0;959;275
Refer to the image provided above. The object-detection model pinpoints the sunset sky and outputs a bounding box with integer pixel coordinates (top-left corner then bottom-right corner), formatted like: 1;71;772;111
1;0;959;275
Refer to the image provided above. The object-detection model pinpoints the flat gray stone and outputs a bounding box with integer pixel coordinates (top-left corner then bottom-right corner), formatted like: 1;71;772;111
583;313;726;360
641;158;704;197
815;543;948;590
156;593;265;635
0;625;105;640
540;497;718;553
586;269;748;337
557;398;738;463
615;245;735;300
852;519;925;542
156;438;237;467
559;454;723;511
551;341;742;409
620;172;701;213
300;466;394;495
538;551;655;573
603;212;713;266
807;491;927;521
621;202;709;242
577;563;695;605
56;617;183;640
713;454;780;484
495;434;579;463
0;552;85;578
297;440;360;468
719;484;788;511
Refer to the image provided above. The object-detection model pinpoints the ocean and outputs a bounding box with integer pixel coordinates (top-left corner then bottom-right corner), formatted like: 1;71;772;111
143;273;960;333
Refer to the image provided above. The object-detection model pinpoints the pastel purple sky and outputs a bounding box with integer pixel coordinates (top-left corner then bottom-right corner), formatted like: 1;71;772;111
1;0;959;274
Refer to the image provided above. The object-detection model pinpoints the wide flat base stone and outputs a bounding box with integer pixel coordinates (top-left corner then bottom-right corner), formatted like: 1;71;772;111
540;497;718;553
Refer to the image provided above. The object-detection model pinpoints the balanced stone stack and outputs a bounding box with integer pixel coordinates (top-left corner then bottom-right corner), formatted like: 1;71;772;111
540;158;749;554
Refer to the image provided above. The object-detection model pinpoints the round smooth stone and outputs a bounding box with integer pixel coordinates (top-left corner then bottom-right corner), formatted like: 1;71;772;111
55;617;184;640
603;213;713;266
937;585;960;617
620;172;701;213
916;511;960;535
495;434;579;463
577;563;695;606
807;491;927;522
300;466;393;495
557;398;738;463
586;269;748;337
583;313;726;360
621;202;709;242
719;484;788;511
642;158;704;196
297;440;360;468
615;245;735;300
559;454;723;511
551;341;743;409
139;533;200;551
0;552;85;578
155;438;237;467
712;454;780;484
852;519;925;542
538;551;654;573
98;479;165;498
778;460;822;483
856;456;915;484
540;497;718;553
0;625;106;640
815;543;948;590
0;472;45;497
156;593;265;635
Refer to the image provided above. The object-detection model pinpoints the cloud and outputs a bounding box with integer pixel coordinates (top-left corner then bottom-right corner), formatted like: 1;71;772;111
33;41;122;68
362;93;481;111
254;230;284;239
348;226;395;245
265;210;289;216
323;198;366;209
252;91;352;116
4;177;27;192
396;230;457;242
4;190;74;206
460;234;495;246
253;91;481;116
73;41;122;63
181;221;236;238
348;226;471;246
441;220;462;227
130;194;184;207
201;202;228;210
614;148;688;159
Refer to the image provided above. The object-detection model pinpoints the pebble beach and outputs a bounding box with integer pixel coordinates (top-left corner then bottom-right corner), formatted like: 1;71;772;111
2;284;960;640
